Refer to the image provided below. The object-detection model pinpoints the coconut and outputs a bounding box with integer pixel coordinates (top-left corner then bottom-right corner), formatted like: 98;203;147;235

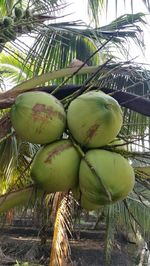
3;17;13;27
72;187;101;211
14;7;23;19
31;140;81;193
80;195;101;211
10;91;66;144
79;149;135;205
67;91;123;148
108;138;127;151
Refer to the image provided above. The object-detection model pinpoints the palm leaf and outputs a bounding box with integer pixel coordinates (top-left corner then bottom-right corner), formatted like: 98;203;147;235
0;66;98;100
104;205;116;265
22;13;145;78
0;0;14;16
101;188;150;263
87;0;105;25
0;9;145;77
0;1;66;53
0;185;43;213
124;196;150;242
87;0;150;26
26;31;100;77
0;0;63;17
0;125;40;193
0;134;18;186
104;0;150;16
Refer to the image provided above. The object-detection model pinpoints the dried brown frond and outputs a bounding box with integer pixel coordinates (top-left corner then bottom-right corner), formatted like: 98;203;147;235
49;192;73;266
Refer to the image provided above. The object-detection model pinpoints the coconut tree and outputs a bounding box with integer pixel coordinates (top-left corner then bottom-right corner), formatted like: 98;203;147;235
0;0;150;265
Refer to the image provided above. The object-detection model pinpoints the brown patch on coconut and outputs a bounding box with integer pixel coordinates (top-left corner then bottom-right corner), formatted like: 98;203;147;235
44;142;72;163
85;123;99;145
32;104;65;122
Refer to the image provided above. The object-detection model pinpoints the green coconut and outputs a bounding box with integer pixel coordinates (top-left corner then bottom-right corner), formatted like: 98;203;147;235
14;7;23;19
79;149;135;205
108;138;127;151
67;91;123;148
24;9;32;18
31;140;81;193
73;187;101;211
3;16;13;27
10;91;66;144
80;195;101;211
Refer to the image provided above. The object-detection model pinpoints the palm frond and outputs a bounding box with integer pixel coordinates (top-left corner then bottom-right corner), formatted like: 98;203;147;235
0;134;18;187
0;124;40;193
0;185;43;213
26;31;100;78
0;1;67;53
0;0;63;17
1;58;150;102
50;192;73;266
135;167;150;180
0;11;145;79
104;0;150;17
29;0;64;13
0;113;12;143
87;0;150;26
142;0;150;11
0;66;99;100
0;41;39;88
0;0;14;16
25;12;145;75
95;190;150;265
87;0;105;26
104;205;116;265
102;191;149;265
99;12;145;53
124;195;150;242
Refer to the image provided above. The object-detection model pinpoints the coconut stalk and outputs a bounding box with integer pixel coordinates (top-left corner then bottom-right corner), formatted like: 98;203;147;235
0;185;44;213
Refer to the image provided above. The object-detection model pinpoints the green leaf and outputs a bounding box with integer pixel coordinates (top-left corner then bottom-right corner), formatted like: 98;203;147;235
104;205;116;265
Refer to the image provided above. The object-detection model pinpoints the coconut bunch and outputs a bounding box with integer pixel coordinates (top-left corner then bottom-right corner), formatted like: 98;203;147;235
10;90;135;211
0;7;33;48
0;16;16;45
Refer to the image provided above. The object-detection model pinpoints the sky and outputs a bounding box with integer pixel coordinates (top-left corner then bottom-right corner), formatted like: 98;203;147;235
62;0;150;65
